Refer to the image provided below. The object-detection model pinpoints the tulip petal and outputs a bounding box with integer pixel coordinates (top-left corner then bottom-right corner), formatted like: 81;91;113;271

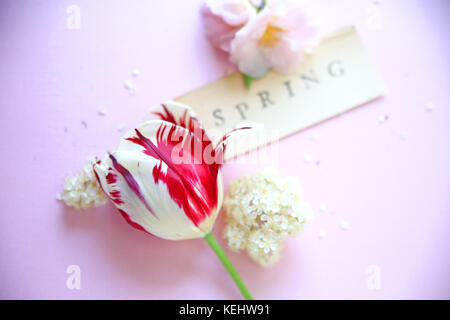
108;153;156;217
94;102;248;240
94;151;214;240
109;120;222;234
148;101;214;150
148;101;250;176
147;101;198;133
214;126;252;165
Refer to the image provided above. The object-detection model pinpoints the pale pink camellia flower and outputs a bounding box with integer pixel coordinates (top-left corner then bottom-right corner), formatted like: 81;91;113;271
201;0;256;53
230;0;319;78
92;101;252;299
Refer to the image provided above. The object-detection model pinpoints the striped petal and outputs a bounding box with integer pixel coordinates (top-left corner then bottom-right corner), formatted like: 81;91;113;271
146;101;214;159
94;150;222;240
145;101;200;133
94;120;223;240
147;101;250;175
94;101;249;241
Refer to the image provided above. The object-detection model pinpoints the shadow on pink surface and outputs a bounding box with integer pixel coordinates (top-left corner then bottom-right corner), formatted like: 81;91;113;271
59;201;294;299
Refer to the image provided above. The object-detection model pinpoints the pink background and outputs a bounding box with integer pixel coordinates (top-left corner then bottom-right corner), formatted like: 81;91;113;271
1;0;449;299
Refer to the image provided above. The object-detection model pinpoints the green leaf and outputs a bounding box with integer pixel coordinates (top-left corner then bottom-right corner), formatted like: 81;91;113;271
258;0;267;13
243;73;253;88
252;0;266;13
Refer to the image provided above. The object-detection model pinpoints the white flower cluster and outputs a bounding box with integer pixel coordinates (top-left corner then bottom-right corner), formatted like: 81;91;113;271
57;158;106;210
223;169;313;267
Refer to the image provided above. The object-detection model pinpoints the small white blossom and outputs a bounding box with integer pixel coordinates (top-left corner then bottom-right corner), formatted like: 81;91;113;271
58;158;106;210
223;169;313;267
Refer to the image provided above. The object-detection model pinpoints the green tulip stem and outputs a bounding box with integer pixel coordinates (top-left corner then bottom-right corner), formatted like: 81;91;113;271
204;232;253;300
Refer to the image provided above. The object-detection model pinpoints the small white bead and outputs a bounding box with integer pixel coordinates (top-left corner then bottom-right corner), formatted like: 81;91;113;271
318;231;326;239
131;69;140;77
124;80;133;90
304;154;313;163
319;204;327;212
340;221;350;230
304;47;313;55
123;80;136;96
97;107;107;116
117;123;126;132
399;131;408;140
378;115;388;124
425;102;434;112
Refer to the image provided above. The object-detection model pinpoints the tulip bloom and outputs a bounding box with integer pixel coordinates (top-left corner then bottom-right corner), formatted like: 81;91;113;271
93;101;252;299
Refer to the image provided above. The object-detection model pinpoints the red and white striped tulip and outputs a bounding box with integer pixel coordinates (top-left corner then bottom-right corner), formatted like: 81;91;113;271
92;101;252;299
93;101;231;240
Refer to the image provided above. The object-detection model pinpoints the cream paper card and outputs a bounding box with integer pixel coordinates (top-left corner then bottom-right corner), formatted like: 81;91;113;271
176;26;385;160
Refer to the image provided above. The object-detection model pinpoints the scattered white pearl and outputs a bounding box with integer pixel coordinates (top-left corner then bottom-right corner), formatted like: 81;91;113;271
319;204;327;212
124;80;133;90
131;69;140;77
340;221;350;230
117;123;126;132
378;114;388;124
399;131;408;140
124;80;136;95
304;154;313;163
425;102;434;112
318;231;326;239
97;107;107;116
